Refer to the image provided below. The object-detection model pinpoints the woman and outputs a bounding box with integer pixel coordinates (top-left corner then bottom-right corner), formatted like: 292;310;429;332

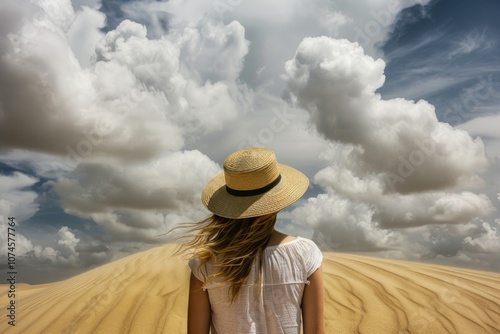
185;148;324;334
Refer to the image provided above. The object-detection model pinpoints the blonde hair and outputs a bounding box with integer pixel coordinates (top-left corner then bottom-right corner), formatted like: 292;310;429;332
183;213;278;302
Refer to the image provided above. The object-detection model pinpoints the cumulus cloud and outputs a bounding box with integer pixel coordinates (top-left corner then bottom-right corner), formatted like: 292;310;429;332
0;0;250;164
52;150;220;242
429;193;494;222
292;194;405;252
227;0;432;90
170;19;249;83
0;224;82;278
58;226;80;252
133;0;431;92
460;114;500;159
28;227;80;266
463;221;500;254
283;36;495;260
0;0;94;155
67;5;106;67
0;172;84;265
0;172;39;221
0;150;75;179
284;37;488;194
0;172;37;259
0;0;252;237
0;222;34;257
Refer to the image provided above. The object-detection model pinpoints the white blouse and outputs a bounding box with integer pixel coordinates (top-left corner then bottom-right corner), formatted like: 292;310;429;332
189;237;323;334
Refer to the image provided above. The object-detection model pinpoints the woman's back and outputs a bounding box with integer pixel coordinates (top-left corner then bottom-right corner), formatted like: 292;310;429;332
189;237;323;334
185;148;324;334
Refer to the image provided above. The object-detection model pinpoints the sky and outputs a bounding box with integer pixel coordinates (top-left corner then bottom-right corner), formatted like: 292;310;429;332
0;0;499;284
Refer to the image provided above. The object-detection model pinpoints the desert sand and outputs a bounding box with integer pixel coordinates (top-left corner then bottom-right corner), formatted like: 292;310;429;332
1;244;499;334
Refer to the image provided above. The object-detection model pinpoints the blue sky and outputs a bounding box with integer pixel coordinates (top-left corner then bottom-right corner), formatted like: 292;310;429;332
1;0;500;283
381;0;500;123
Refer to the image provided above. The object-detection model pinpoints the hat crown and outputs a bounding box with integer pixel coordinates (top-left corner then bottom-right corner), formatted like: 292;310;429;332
224;148;280;191
202;147;309;218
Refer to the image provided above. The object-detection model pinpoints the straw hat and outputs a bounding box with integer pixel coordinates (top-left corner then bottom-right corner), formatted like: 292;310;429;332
202;148;309;219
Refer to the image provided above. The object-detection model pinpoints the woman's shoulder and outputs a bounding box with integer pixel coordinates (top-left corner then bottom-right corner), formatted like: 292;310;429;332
267;230;320;247
265;236;323;277
266;235;321;253
294;236;322;253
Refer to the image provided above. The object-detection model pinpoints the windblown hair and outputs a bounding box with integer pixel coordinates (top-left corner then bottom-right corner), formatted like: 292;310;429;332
183;213;277;302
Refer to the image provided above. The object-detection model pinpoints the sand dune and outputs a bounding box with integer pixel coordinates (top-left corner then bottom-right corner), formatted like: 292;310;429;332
1;244;499;334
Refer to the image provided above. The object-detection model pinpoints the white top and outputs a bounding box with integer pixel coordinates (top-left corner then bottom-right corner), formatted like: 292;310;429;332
188;237;323;334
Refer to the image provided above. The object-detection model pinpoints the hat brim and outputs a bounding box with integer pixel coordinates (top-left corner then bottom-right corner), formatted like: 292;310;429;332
201;164;309;219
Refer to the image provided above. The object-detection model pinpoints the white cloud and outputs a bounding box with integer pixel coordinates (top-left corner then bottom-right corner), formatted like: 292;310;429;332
169;19;249;82
67;5;106;67
31;235;79;266
1;1;250;165
281;36;495;260
0;0;253;247
135;0;431;93
56;226;80;264
448;29;495;59
52;150;220;242
463;221;500;254
0;172;39;258
58;226;80;252
227;0;433;56
292;193;405;252
284;37;487;194
32;246;59;261
0;172;39;221
460;114;500;159
429;193;495;222
0;150;74;179
0;220;34;257
0;222;82;268
372;191;493;228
